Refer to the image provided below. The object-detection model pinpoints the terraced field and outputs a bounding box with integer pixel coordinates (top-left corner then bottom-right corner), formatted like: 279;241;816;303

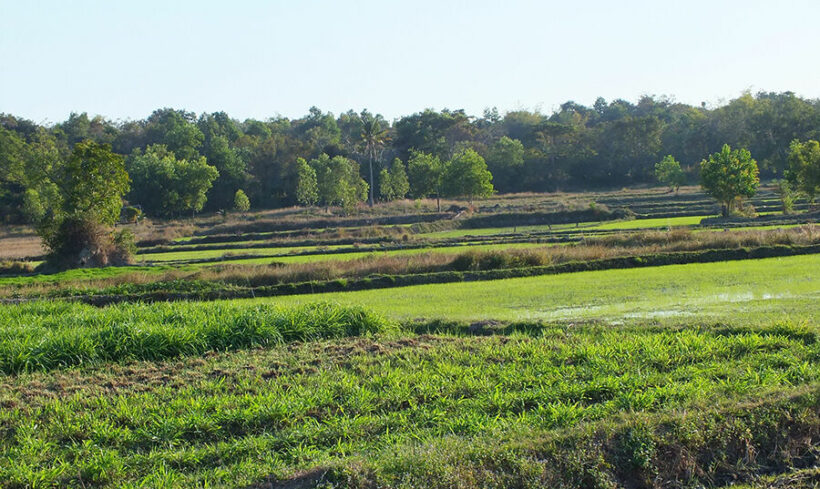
1;186;818;488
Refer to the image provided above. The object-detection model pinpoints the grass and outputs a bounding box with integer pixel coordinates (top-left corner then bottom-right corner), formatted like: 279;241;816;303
588;214;709;230
137;244;349;262
3;226;818;301
0;302;393;374
258;254;820;323
0;188;817;487
1;319;818;487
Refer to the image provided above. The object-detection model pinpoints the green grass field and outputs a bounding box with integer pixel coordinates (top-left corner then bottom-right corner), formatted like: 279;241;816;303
259;254;820;323
2;313;817;487
588;215;709;230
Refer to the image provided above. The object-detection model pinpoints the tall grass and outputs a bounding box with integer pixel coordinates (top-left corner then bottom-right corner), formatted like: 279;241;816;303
0;301;393;374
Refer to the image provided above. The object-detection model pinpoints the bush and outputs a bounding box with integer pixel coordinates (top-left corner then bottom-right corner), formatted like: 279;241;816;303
41;218;135;269
121;206;142;223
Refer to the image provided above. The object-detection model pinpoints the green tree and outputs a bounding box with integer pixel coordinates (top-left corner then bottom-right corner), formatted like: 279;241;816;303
442;148;494;203
41;140;131;267
57;141;129;225
359;110;388;206
388;158;409;200
144;108;204;160
378;168;393;201
309;154;368;212
407;150;444;211
295;158;319;206
787;139;820;204
700;144;760;216
21;188;45;222
485;136;524;192
654;155;686;193
127;145;218;217
233;189;250;213
379;158;409;201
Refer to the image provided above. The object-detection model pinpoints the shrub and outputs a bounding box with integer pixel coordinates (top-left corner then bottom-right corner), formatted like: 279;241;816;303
233;189;250;213
121;206;142;223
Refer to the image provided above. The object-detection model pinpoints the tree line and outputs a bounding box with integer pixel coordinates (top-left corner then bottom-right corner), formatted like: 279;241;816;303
2;90;820;225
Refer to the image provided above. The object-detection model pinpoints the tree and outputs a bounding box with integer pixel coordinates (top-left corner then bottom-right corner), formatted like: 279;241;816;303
442;148;494;203
379;158;409;201
700;144;760;216
309;154;368;212
787;139;820;204
40;140;131;268
359;110;388;206
233;189;250;213
378;168;393;201
295;158;319;206
57;141;129;225
127;145;219;217
485;136;524;192
407;150;445;211
654;155;686;193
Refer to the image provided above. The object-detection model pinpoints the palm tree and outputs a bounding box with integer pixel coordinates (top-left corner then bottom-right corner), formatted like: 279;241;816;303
359;110;389;207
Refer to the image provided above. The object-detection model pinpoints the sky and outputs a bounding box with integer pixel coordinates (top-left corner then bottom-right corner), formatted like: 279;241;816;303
1;0;819;124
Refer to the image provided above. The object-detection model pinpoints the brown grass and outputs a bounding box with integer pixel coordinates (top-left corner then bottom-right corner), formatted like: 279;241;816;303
0;232;43;259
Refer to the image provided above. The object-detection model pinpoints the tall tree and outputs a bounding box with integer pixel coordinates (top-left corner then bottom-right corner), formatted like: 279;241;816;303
359;110;388;206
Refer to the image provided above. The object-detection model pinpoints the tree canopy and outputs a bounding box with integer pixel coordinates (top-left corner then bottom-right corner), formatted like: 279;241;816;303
127;145;219;217
2;91;820;222
787;139;820;203
700;144;760;216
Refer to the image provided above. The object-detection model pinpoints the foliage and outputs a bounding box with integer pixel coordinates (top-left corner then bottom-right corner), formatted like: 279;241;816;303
295;157;319;206
442;148;494;202
485;136;524;190
121;205;142;223
36;141;132;268
700;144;759;216
56;140;130;226
654;155;686;192
787;139;820;203
407;150;444;203
233;189;250;212
127;144;219;217
379;158;409;201
2;91;820;217
775;179;795;214
310;153;368;211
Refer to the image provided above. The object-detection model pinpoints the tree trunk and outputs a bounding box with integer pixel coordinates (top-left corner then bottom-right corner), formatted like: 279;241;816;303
436;195;441;212
368;155;374;207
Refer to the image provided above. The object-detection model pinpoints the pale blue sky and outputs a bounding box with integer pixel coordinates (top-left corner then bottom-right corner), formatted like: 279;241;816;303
1;0;819;124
